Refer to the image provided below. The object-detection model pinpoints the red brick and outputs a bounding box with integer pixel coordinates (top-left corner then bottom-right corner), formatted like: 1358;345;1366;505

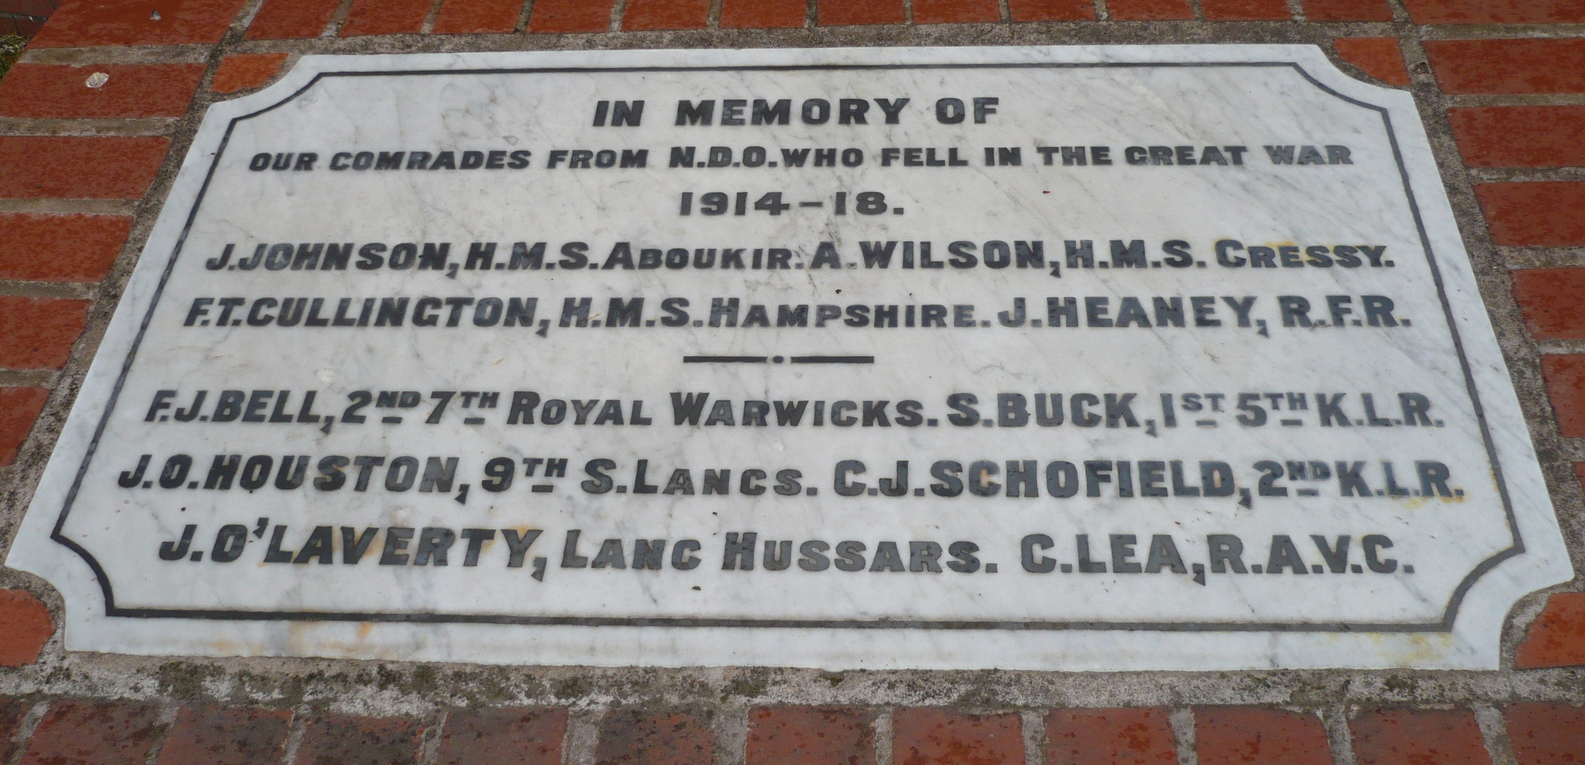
1009;0;1095;20
1506;703;1585;765
12;15;47;34
0;589;52;664
0;387;48;466
595;710;712;765
1303;0;1393;20
1515;592;1585;669
0;699;28;763
20;701;164;765
432;0;522;33
1545;356;1585;437
721;0;805;27
0;136;169;199
29;0;246;47
1511;269;1585;340
622;0;708;29
340;0;431;36
0;296;90;370
817;0;904;25
1449;107;1585;168
1425;39;1585;95
0;63;203;118
0;213;128;282
1195;707;1331;765
1108;0;1193;20
527;0;612;31
211;52;288;94
0;0;57;17
245;0;338;38
1404;0;1585;24
746;707;876;765
1349;709;1491;765
436;708;565;765
1046;708;1176;765
1476;182;1585;247
1332;38;1409;87
156;707;292;765
894;709;1023;765
915;0;1000;23
1202;0;1290;20
294;715;426;765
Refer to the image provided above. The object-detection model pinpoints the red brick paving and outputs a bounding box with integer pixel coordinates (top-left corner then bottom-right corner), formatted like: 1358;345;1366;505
432;0;523;33
0;387;48;465
210;52;288;93
893;708;1024;765
720;0;806;28
1403;0;1585;24
1543;356;1585;438
622;0;710;30
339;0;432;36
1515;593;1585;669
0;213;128;282
914;0;1001;23
1008;0;1095;20
1475;182;1585;247
1512;269;1585;341
0;699;27;763
1303;0;1393;21
1424;39;1585;95
817;0;905;26
527;0;613;32
1195;707;1332;765
1202;0;1290;20
1332;38;1410;87
1047;708;1177;765
1107;0;1194;20
1448;107;1585;168
746;707;876;765
244;0;339;39
594;710;714;765
1350;708;1492;765
28;0;247;46
0;589;52;663
293;714;427;765
0;296;91;370
0;64;204;118
155;707;292;765
0;136;170;199
434;708;566;765
1505;703;1585;765
19;701;164;765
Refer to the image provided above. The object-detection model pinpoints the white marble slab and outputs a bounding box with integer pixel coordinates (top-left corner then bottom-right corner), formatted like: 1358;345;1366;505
5;45;1571;669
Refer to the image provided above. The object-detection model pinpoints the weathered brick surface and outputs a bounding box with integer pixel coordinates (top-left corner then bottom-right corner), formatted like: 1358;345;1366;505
0;136;170;199
0;0;57;17
746;707;876;765
244;0;338;39
1511;269;1585;340
156;707;292;765
817;0;906;26
0;589;52;664
1008;0;1095;20
0;296;90;370
1544;356;1585;438
0;387;49;465
1475;182;1585;247
435;708;566;765
622;0;710;30
293;715;426;765
721;0;806;28
1303;0;1393;21
893;709;1024;765
1403;0;1585;25
914;0;1001;23
0;213;128;282
1515;592;1585;669
1107;0;1194;20
0;63;204;118
339;0;431;36
19;701;164;765
1349;708;1491;765
1425;39;1585;95
527;0;613;32
211;53;288;94
1202;0;1290;20
0;699;27;764
1448;107;1585;168
1332;38;1410;87
1046;708;1176;765
1505;703;1585;765
28;0;246;47
1195;707;1331;765
594;709;713;765
432;0;523;34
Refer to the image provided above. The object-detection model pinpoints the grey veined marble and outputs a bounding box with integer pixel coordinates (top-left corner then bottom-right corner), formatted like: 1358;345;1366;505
7;45;1570;669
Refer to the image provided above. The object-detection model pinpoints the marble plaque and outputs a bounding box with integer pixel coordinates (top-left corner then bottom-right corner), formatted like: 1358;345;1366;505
6;46;1572;670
